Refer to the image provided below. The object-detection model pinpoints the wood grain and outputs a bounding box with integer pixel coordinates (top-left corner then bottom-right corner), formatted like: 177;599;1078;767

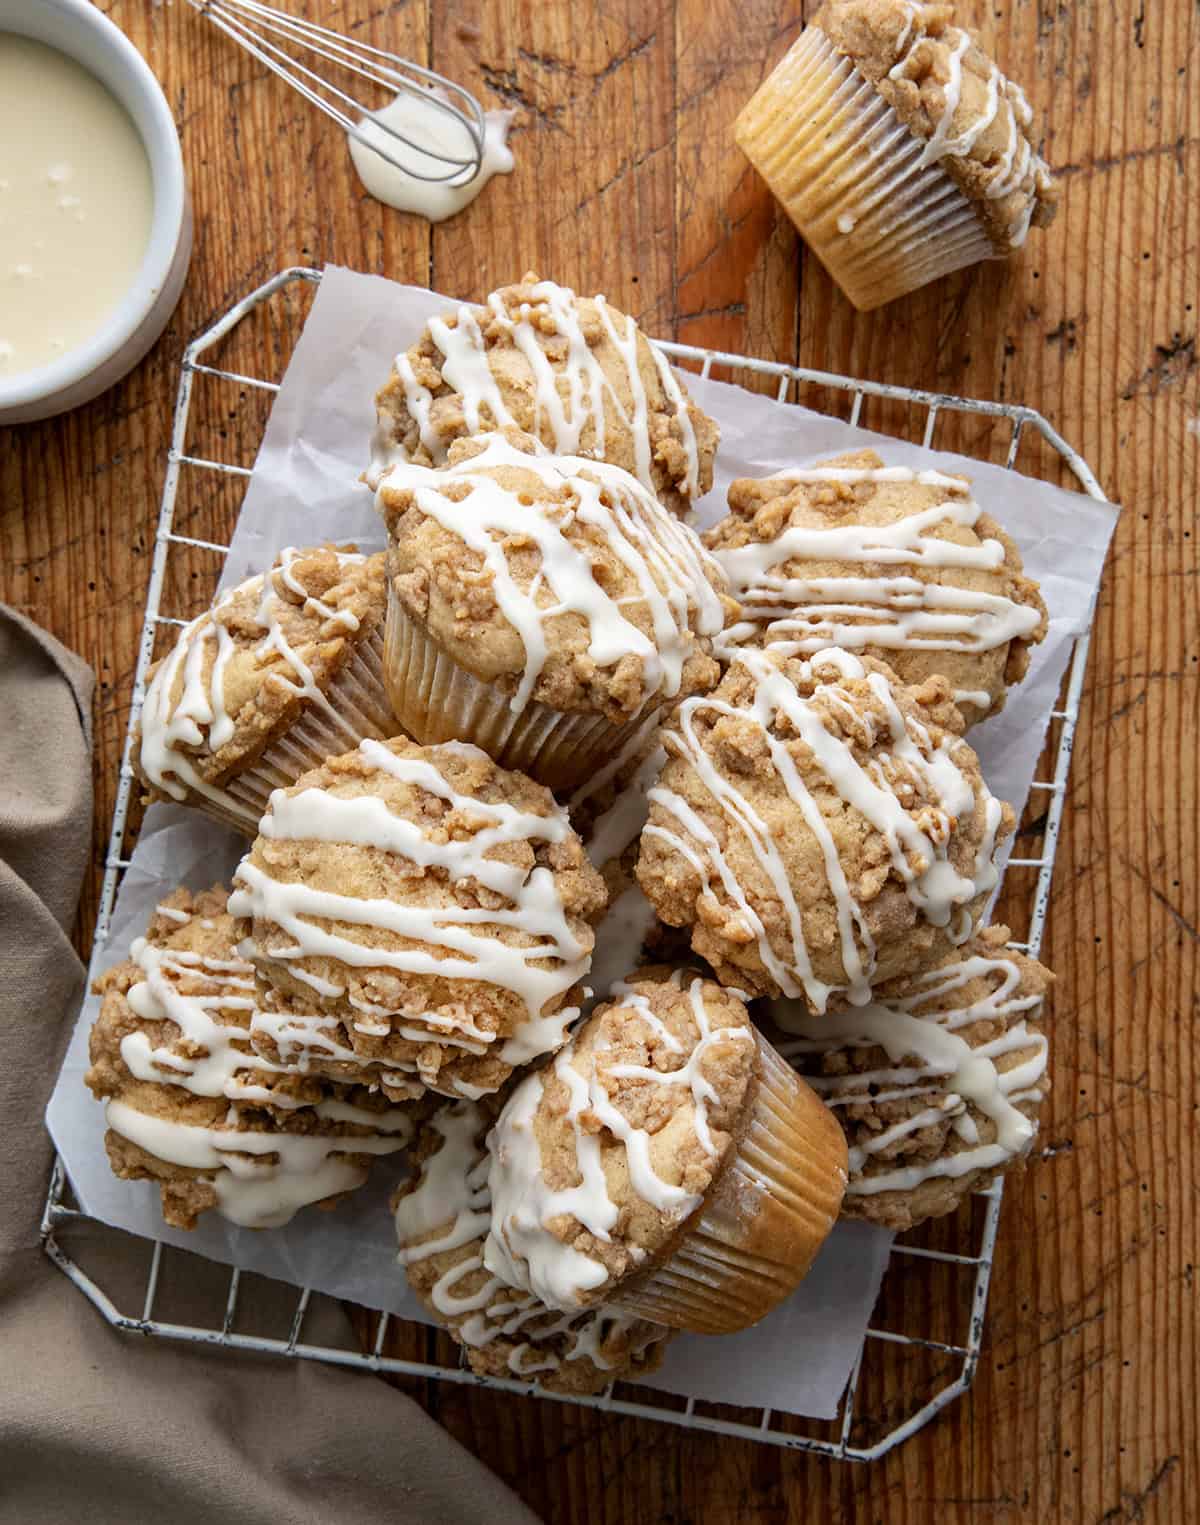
3;0;1196;1519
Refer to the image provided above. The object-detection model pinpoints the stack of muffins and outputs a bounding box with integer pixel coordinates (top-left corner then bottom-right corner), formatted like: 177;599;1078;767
85;271;1053;1394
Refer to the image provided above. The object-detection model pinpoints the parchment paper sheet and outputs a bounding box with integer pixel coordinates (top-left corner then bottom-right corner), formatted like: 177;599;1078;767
47;266;1118;1419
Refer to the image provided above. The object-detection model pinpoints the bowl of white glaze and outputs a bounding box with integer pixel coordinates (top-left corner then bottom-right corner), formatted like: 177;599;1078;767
0;0;192;425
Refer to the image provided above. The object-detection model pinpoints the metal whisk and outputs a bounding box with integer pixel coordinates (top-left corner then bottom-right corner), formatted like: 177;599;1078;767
188;0;485;184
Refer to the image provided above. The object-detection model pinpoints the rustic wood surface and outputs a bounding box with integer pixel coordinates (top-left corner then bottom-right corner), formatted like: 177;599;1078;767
3;0;1197;1519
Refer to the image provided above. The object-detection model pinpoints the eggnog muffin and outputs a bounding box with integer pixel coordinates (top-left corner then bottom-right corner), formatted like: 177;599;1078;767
369;272;719;518
376;431;734;790
636;647;1014;1009
393;1099;671;1392
734;2;1057;309
230;737;607;1101
136;546;397;834
707;449;1047;725
768;926;1052;1230
85;887;416;1230
484;967;847;1334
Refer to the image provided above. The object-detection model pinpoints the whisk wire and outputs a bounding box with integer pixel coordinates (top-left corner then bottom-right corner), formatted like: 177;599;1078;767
190;0;486;184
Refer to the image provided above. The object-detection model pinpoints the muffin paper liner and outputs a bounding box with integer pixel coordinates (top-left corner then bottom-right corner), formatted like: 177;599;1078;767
612;1036;848;1335
224;625;399;828
383;584;660;792
734;27;996;311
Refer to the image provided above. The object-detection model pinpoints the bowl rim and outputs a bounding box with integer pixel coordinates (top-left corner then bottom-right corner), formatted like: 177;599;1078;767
0;0;187;410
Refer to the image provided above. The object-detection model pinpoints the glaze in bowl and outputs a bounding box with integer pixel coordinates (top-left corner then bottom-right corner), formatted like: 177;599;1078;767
0;0;191;425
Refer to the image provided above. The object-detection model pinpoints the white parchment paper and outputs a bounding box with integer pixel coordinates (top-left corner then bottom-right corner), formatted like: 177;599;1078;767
46;266;1118;1421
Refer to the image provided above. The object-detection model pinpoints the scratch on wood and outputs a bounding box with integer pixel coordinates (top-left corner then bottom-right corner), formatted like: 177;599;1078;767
591;33;655;84
1034;1306;1106;1351
1120;333;1198;399
1096;1455;1179;1522
478;65;565;131
1058;135;1196;176
1147;885;1200;943
678;301;748;323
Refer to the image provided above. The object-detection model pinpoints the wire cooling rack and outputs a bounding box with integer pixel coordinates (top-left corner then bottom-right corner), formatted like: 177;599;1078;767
43;266;1109;1461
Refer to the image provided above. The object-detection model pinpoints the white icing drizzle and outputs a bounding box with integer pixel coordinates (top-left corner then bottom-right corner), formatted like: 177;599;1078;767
372;278;702;501
882;7;1053;246
645;648;1003;1011
395;1102;665;1379
103;903;414;1228
483;975;753;1311
377;433;725;716
138;548;370;824
713;466;1042;668
106;1098;405;1230
153;902;193;924
228;739;591;1070
118;934;269;1098
772;949;1048;1195
395;1102;492;1261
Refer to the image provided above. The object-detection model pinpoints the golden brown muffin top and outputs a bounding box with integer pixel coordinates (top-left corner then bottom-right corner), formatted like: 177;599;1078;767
377;431;734;723
369;271;719;518
636;647;1014;1006
768;924;1052;1231
229;737;607;1099
86;885;416;1230
393;1098;671;1393
706;448;1047;726
136;546;390;830
483;967;757;1310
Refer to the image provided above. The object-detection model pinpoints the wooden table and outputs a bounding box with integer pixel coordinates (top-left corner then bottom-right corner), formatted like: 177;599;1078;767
4;1;1196;1519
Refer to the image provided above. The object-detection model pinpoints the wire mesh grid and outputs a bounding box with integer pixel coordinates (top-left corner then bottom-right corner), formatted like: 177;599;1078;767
43;266;1108;1460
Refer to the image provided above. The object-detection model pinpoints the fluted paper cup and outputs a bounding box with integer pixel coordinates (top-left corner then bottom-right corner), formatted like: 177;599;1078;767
612;1035;848;1334
225;626;400;826
735;27;995;311
383;582;662;792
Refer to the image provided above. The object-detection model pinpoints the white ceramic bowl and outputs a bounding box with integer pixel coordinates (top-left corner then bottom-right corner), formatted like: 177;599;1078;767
0;0;192;425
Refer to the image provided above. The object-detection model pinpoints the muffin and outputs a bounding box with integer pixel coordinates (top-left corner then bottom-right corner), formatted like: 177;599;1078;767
137;546;398;835
393;1099;672;1392
375;430;733;791
85;887;416;1230
484;967;848;1334
230;737;607;1102
636;647;1014;1009
768;926;1052;1229
369;272;719;518
707;449;1047;725
734;2;1057;310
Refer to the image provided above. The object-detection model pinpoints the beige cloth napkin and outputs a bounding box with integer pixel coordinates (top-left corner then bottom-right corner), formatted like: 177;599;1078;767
0;605;538;1525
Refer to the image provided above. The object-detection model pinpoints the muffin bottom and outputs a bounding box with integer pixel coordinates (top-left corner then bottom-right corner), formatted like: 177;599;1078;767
383;585;665;793
734;26;996;311
223;625;400;828
612;1037;848;1334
